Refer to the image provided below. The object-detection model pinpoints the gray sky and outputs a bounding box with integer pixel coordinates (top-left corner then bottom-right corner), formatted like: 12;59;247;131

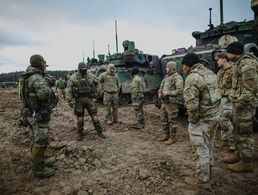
0;0;254;73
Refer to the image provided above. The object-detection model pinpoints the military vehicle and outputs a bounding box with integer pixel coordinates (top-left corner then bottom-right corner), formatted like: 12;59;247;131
90;40;163;106
161;0;258;73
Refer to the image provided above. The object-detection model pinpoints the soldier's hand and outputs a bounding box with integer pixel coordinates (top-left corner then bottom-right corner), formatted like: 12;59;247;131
158;92;162;99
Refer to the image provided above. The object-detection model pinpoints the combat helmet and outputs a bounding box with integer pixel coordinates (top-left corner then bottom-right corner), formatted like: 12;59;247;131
30;54;45;68
78;62;87;70
218;35;238;49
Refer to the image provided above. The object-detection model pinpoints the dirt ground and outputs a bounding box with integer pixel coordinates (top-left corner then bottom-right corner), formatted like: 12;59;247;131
0;88;258;195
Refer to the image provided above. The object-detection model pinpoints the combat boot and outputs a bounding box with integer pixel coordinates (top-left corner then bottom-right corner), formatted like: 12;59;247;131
32;147;55;178
228;160;254;172
222;153;240;164
164;136;176;145
158;132;169;142
76;132;83;141
184;176;210;188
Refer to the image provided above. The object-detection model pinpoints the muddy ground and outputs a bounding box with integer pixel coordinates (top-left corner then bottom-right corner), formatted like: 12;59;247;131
0;88;258;195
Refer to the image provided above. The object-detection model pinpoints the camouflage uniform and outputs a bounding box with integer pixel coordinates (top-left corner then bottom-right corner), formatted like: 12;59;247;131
184;63;220;182
229;54;258;162
56;79;67;100
159;68;183;141
217;65;233;143
131;74;145;126
98;68;120;123
67;67;104;139
20;54;57;178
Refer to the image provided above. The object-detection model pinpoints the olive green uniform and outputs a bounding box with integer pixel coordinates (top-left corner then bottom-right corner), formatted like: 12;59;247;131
98;70;120;122
131;74;145;125
159;72;183;137
56;79;67;100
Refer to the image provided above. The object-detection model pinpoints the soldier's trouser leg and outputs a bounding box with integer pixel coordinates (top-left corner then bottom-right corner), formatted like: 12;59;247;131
233;103;255;162
85;99;103;134
160;104;169;133
188;118;218;182
112;92;119;122
167;103;178;137
220;97;233;142
103;92;113;121
132;97;144;124
77;116;84;133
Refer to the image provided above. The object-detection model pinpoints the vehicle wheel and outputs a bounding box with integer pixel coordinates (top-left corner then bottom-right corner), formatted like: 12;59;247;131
119;94;130;106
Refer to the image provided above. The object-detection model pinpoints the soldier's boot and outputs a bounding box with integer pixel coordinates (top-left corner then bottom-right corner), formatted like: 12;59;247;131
184;176;210;188
164;135;176;145
222;153;240;164
94;121;106;139
32;147;55;178
31;145;53;167
228;160;254;172
158;132;169;142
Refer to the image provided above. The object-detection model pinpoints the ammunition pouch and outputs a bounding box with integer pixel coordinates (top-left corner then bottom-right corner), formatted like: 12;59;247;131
72;87;79;98
161;95;170;104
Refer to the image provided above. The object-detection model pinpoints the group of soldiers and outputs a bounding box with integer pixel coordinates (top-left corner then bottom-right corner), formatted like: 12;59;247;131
19;38;258;188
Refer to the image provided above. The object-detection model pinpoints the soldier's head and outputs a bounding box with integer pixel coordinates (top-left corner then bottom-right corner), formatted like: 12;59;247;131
212;48;222;61
30;54;47;71
108;63;115;73
218;35;238;49
78;62;87;75
226;41;244;61
131;67;139;76
182;52;200;73
217;53;230;69
166;61;177;74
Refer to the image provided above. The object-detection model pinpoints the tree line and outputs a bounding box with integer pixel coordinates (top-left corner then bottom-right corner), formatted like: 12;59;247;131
0;70;75;82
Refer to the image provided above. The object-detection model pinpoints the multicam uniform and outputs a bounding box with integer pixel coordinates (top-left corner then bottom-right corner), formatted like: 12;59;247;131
67;72;104;137
229;53;258;162
56;79;67;100
217;65;233;143
98;70;120;123
131;74;145;126
184;63;220;182
159;71;183;139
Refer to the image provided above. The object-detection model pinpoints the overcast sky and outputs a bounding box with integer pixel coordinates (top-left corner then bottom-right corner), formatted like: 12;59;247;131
0;0;254;73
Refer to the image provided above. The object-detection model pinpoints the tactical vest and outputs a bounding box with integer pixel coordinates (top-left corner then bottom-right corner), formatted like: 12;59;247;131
73;73;96;97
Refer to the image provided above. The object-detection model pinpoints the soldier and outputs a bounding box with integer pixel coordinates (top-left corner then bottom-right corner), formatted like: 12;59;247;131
182;53;220;186
158;61;183;145
67;62;105;141
98;63;120;125
19;54;57;178
131;67;145;129
216;53;234;147
56;77;67;100
223;42;258;172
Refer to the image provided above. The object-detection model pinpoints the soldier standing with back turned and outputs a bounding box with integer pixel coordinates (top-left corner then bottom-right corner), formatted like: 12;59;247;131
67;62;105;141
182;53;220;186
131;67;145;129
158;61;183;145
223;42;258;172
98;63;120;125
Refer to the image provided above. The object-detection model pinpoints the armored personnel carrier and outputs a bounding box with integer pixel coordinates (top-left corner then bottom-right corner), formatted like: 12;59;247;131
91;40;163;106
